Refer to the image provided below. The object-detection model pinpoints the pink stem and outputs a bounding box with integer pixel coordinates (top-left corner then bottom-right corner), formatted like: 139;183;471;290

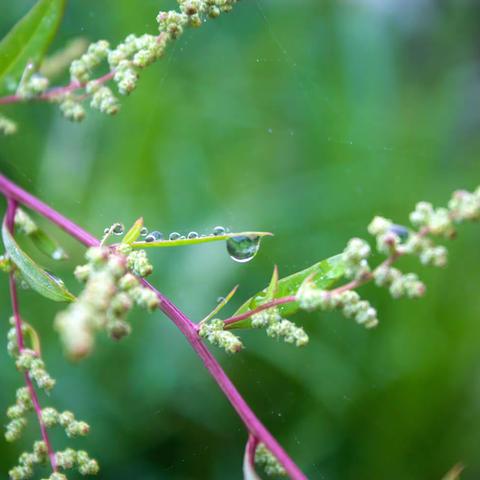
0;72;116;106
224;296;297;327
244;434;259;475
6;199;57;472
0;174;307;480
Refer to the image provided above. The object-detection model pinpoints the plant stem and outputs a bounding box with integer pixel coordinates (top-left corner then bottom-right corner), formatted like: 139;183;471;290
6;199;57;472
0;174;307;480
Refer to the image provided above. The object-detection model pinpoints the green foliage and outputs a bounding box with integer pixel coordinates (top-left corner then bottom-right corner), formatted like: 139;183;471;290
229;255;346;330
1;221;74;302
131;231;272;248
0;0;66;95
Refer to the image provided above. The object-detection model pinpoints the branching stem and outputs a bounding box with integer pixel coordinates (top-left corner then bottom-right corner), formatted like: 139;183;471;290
0;174;307;480
6;199;58;473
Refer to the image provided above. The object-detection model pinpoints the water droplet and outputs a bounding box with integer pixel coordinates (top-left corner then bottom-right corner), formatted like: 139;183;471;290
188;231;199;239
112;223;125;235
103;227;110;235
180;235;186;240
52;249;65;261
389;224;409;241
169;232;181;241
217;296;225;303
140;227;149;237
145;231;163;243
213;226;225;236
226;235;261;263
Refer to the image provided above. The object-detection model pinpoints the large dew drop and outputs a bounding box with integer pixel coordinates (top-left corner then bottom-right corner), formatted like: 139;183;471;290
226;235;261;263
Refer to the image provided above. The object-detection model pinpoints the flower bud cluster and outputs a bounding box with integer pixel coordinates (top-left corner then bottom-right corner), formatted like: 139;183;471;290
297;282;379;329
15;350;56;391
199;319;243;353
14;209;38;235
86;81;119;115
255;443;286;477
8;443;98;479
251;309;309;347
15;63;49;100
70;41;110;84
373;265;426;299
342;237;371;279
56;246;159;358
58;95;86;122
0;113;18;135
39;408;90;437
448;188;480;221
8;441;48;479
409;202;455;237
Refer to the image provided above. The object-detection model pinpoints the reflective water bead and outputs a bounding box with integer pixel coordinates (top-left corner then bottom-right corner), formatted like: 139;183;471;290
226;235;261;263
140;227;149;237
188;232;199;239
145;231;163;242
389;224;409;241
103;227;110;235
112;223;125;235
213;226;226;236
169;232;181;241
180;235;186;240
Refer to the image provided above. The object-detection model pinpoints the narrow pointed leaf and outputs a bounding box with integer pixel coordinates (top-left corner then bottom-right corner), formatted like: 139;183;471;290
229;254;346;330
122;217;144;245
131;231;272;248
2;221;75;302
265;265;279;302
202;285;239;323
15;208;68;260
29;228;68;260
0;0;66;95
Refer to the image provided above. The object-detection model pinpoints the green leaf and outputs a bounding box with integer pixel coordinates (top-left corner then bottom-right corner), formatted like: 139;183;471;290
228;254;346;330
0;0;66;95
122;217;144;245
2;221;75;302
131;231;272;248
15;208;68;260
29;228;68;260
202;285;239;323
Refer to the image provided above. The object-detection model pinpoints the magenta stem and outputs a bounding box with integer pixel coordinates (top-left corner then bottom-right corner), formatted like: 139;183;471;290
224;296;297;327
0;174;307;480
6;199;58;472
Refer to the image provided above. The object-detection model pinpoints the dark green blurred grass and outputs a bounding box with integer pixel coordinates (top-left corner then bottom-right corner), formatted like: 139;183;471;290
1;1;480;478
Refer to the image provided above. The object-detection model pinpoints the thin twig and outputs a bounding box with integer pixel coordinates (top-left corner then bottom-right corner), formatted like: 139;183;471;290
6;199;57;473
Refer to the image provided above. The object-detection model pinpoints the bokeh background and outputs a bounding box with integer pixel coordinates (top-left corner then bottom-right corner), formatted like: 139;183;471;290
1;0;480;478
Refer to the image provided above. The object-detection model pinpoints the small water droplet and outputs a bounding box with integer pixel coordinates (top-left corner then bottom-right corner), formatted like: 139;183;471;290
52;249;65;261
180;235;186;240
169;232;181;241
145;231;163;242
389;224;409;241
140;227;149;237
267;128;273;134
187;231;199;239
112;223;125;235
213;226;225;236
217;296;225;303
226;235;261;263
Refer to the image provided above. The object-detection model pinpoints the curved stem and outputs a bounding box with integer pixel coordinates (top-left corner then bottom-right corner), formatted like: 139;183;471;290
0;174;307;480
6;199;57;472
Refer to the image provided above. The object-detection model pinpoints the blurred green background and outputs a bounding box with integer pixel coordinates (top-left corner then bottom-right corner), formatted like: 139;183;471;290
1;0;480;478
